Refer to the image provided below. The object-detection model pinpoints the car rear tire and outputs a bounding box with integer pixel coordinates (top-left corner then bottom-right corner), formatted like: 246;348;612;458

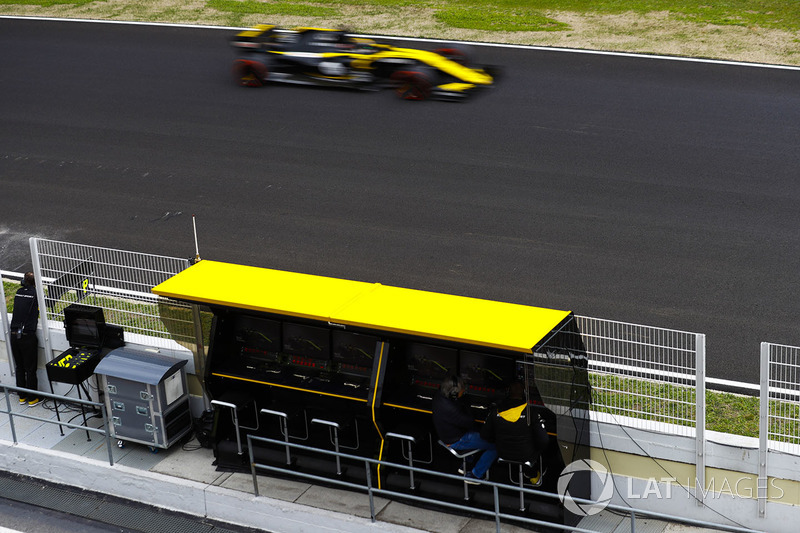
233;59;267;88
390;71;432;101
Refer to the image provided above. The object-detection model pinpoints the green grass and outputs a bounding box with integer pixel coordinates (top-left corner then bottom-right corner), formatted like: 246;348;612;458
592;372;800;442
207;0;339;18
3;281;18;314
435;7;569;32
591;373;697;428
707;390;759;436
436;1;800;31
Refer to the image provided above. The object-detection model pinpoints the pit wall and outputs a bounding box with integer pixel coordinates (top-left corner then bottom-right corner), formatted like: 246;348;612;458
589;418;800;532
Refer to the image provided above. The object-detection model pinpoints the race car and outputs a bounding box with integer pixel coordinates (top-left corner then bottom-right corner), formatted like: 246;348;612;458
230;25;497;101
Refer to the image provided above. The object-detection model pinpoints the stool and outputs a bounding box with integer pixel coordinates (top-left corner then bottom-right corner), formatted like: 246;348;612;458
386;432;417;490
260;408;309;465
438;440;481;500
499;455;543;512
210;398;259;455
312;418;360;476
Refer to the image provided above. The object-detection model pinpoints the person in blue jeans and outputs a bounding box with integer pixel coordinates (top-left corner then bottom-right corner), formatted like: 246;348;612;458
432;375;497;483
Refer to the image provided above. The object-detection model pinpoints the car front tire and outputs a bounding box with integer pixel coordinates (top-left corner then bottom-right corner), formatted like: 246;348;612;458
390;71;432;101
233;59;267;88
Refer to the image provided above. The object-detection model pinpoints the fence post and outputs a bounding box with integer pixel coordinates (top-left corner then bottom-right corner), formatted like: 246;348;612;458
695;333;706;506
757;342;769;518
190;303;210;410
1;271;12;372
29;238;55;366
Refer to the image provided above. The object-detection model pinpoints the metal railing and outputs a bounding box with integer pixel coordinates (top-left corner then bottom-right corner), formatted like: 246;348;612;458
29;238;195;352
760;342;800;452
0;384;115;465
246;435;763;533
573;317;708;504
575;316;704;437
758;342;800;517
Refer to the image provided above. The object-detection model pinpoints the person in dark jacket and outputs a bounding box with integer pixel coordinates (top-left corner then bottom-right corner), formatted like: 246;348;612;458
432;375;497;482
9;272;41;406
481;380;549;483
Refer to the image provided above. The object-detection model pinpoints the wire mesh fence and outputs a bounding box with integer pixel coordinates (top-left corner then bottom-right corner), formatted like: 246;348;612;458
575;316;702;436
31;239;195;351
762;343;800;453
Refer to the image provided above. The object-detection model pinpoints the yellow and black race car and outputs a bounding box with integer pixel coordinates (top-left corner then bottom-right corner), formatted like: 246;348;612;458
230;25;497;101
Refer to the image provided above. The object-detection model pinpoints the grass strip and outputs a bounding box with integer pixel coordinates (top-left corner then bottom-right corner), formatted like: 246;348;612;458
207;0;338;18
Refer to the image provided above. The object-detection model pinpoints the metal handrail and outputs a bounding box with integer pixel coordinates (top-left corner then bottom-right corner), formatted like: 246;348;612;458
0;385;115;466
246;435;764;533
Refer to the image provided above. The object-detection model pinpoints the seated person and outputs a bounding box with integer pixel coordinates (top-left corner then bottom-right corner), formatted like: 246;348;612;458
432;375;498;483
481;381;550;484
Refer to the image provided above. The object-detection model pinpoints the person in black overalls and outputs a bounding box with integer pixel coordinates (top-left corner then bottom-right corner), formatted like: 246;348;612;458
481;380;550;484
9;272;41;406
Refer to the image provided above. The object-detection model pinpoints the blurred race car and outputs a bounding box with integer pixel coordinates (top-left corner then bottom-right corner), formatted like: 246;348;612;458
230;25;497;101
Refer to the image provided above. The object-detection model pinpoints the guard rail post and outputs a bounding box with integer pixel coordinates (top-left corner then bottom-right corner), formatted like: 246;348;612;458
100;401;114;466
364;457;376;522
3;388;18;443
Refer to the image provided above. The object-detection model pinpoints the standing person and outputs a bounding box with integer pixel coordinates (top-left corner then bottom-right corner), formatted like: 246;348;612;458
9;272;41;407
432;375;497;483
481;380;550;484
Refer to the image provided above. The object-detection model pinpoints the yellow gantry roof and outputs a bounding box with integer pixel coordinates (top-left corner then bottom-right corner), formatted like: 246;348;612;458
152;260;571;354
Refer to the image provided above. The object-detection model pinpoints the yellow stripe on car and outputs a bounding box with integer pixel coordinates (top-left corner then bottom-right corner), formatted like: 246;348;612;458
436;83;476;92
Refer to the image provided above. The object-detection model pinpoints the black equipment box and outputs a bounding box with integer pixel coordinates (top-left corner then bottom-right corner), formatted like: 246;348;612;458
47;347;103;385
46;304;125;385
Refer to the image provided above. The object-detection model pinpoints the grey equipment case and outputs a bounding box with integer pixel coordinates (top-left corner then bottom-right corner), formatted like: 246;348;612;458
94;347;192;450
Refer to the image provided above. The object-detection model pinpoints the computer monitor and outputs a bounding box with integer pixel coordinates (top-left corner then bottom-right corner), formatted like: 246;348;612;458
408;343;457;391
460;350;515;399
63;304;105;348
282;322;331;369
332;330;378;378
234;315;281;363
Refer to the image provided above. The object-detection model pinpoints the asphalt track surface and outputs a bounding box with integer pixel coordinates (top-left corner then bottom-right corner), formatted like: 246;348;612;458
1;18;799;383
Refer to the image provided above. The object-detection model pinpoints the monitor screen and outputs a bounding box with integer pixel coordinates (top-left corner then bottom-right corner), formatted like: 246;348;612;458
408;343;457;390
332;330;378;377
68;318;102;347
460;351;515;398
282;322;330;360
63;303;105;348
234;315;281;361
